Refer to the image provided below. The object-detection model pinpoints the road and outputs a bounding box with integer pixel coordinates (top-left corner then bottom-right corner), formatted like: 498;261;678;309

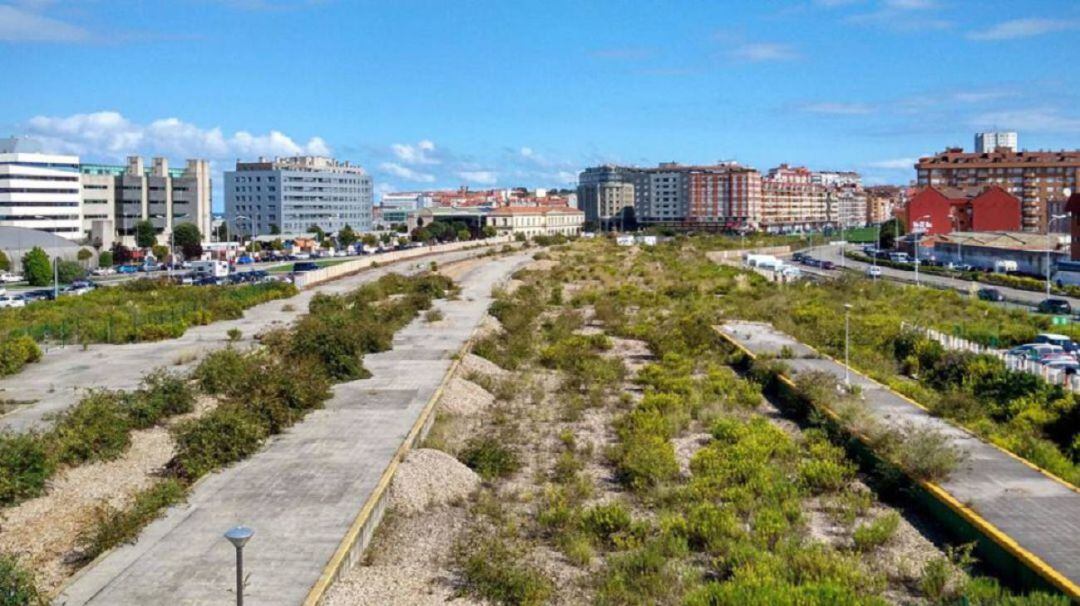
57;251;531;606
804;244;1080;310
0;245;504;433
720;321;1080;599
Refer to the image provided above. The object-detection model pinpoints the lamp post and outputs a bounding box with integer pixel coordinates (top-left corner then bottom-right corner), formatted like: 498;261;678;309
224;526;254;606
913;214;932;286
1047;213;1069;296
233;215;252;263
844;303;853;387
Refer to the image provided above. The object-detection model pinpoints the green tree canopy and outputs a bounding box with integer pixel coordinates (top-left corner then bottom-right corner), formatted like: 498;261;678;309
135;220;157;249
361;233;378;248
0;249;10;272
151;244;170;260
482;225;497;239
21;247;51;286
173;223;203;259
98;250;114;267
215;222;229;242
57;260;85;284
338;224;358;247
879;218;905;250
77;248;93;264
307;224;325;241
269;223;281;235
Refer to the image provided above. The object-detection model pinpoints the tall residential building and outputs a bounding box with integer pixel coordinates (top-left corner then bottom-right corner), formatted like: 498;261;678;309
225;156;373;237
80;156;212;248
577;165;644;224
974;131;1017;153
915;147;1080;232
760;165;827;231
0;137;82;238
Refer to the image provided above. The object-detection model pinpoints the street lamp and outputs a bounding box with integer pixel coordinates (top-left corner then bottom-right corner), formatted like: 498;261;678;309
844;303;853;387
233;215;252;260
913;214;932;286
224;525;254;606
1047;213;1069;296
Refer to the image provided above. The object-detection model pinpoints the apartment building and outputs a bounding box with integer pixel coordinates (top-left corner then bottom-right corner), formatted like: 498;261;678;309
975;131;1017;153
225;156;373;237
486;206;584;238
916;146;1079;232
577;165;644;224
80;156;212;248
0;137;81;238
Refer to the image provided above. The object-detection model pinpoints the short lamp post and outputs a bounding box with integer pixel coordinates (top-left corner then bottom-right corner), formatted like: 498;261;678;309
1047;213;1070;296
844;303;853;388
225;525;254;606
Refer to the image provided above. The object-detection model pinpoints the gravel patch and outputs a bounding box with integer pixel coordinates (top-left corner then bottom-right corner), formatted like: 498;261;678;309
438;378;495;416
673;432;711;478
460;353;508;378
388;449;481;516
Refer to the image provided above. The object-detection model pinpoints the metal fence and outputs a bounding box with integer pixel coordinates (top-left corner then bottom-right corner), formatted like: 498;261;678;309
901;321;1080;392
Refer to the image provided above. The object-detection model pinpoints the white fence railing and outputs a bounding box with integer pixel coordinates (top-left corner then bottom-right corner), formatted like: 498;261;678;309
901;321;1080;392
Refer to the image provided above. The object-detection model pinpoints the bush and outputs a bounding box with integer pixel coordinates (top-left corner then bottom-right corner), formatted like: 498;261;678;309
0;554;43;606
888;424;965;482
171;406;269;480
458;436;520;481
77;479;187;563
0;336;42;377
226;328;242;342
454;533;552;605
852;512;900;552
125;370;195;429
49;391;132;465
0;431;55;505
424;309;444;323
581;502;632;546
193;348;253;396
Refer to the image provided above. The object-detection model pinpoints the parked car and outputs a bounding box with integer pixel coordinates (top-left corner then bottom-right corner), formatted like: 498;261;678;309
0;294;25;308
820;260;835;270
1043;359;1080;375
1007;343;1066;362
865;266;882;279
292;261;319;273
92;266;117;276
236;255;255;265
976;288;1005;302
1033;333;1080;355
117;264;138;274
21;289;55;302
802;257;819;267
1036;298;1072;315
792;252;807;262
0;272;24;283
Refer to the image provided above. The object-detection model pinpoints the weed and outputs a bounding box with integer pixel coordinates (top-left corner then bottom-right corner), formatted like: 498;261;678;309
458;436;520;481
76;479;187;563
852;512;900;552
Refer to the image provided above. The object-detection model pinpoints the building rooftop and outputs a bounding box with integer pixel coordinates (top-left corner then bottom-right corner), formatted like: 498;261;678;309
918;148;1080;166
936;231;1068;252
235;156;367;174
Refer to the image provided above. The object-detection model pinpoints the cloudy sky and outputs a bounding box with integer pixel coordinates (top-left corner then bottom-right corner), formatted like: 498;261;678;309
1;0;1078;207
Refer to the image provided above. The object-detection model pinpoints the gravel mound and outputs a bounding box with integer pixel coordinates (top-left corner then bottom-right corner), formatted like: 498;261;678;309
460;353;507;378
389;449;481;516
438;377;494;416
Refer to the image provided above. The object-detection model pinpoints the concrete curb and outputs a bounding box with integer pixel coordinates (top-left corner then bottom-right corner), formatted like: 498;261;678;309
716;326;1080;600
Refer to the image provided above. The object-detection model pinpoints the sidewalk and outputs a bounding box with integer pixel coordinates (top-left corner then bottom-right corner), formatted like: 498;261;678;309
57;252;530;605
718;321;1080;599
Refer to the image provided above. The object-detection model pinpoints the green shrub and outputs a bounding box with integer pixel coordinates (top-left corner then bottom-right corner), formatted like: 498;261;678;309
0;554;43;606
613;432;678;492
595;538;688;605
49;391;132;465
226;328;242;342
580;502;632;546
76;479;187;563
454;533;552;606
171;406;269;480
125;370;195;429
193;348;253;396
0;432;54;505
424;309;444;323
686;502;742;552
852;512;900;552
458;436;520;481
0;336;42;377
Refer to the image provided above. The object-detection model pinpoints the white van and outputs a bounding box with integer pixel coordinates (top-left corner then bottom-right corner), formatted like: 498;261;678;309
191;260;229;278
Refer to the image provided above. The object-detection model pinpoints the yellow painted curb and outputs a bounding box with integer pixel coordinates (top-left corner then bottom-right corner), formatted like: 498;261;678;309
715;326;1080;601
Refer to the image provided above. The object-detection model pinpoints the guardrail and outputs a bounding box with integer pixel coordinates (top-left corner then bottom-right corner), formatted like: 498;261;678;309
901;321;1080;392
292;237;513;289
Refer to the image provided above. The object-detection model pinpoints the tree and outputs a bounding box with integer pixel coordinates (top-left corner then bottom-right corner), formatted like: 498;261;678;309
215;222;229;242
134;220;157;249
21;247;51;287
270;223;281;235
111;242;133;265
879;218;905;250
0;249;10;272
457;229;471;241
338;224;358;247
361;233;378;249
379;232;393;245
270;238;284;251
151;244;169;260
57;260;85;284
397;237;410;248
173;223;203;259
411;227;432;243
77;248;93;266
249;241;263;253
482;225;497;239
99;250;114;267
307;224;325;242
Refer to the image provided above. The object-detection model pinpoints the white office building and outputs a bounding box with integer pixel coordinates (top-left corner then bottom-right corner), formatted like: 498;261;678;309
225;156;373;237
0;137;82;239
974;131;1018;153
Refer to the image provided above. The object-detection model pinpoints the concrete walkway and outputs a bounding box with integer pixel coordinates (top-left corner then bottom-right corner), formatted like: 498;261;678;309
56;252;530;605
718;321;1080;597
0;246;500;433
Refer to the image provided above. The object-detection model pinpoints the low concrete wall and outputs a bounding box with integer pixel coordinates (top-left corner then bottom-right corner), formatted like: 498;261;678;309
294;237;513;289
706;245;792;262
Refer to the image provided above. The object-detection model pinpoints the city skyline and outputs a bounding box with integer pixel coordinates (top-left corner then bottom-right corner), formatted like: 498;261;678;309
1;0;1078;206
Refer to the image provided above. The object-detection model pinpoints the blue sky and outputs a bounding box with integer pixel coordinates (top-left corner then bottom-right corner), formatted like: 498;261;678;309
1;0;1078;207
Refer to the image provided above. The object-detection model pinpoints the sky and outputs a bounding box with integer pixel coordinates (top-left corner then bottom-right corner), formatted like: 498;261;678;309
1;0;1078;208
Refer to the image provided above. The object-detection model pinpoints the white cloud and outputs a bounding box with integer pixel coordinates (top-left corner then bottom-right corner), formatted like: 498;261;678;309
967;18;1078;41
866;158;917;169
800;102;873;115
379;162;435;183
457;170;498;185
969;108;1080;134
729;42;800;62
846;0;950;30
0;3;90;42
391;140;440;165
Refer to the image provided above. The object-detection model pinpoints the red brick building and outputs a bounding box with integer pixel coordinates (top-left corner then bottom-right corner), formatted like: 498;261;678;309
905;185;1021;235
1066;192;1080;261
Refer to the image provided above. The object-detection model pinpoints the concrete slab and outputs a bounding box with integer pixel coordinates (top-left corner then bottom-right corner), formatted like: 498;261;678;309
719;321;1080;593
0;246;503;434
57;252;531;605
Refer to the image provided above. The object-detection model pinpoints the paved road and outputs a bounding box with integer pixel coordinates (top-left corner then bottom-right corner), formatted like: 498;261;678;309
0;245;503;433
57;251;530;605
808;244;1080;310
719;321;1080;597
